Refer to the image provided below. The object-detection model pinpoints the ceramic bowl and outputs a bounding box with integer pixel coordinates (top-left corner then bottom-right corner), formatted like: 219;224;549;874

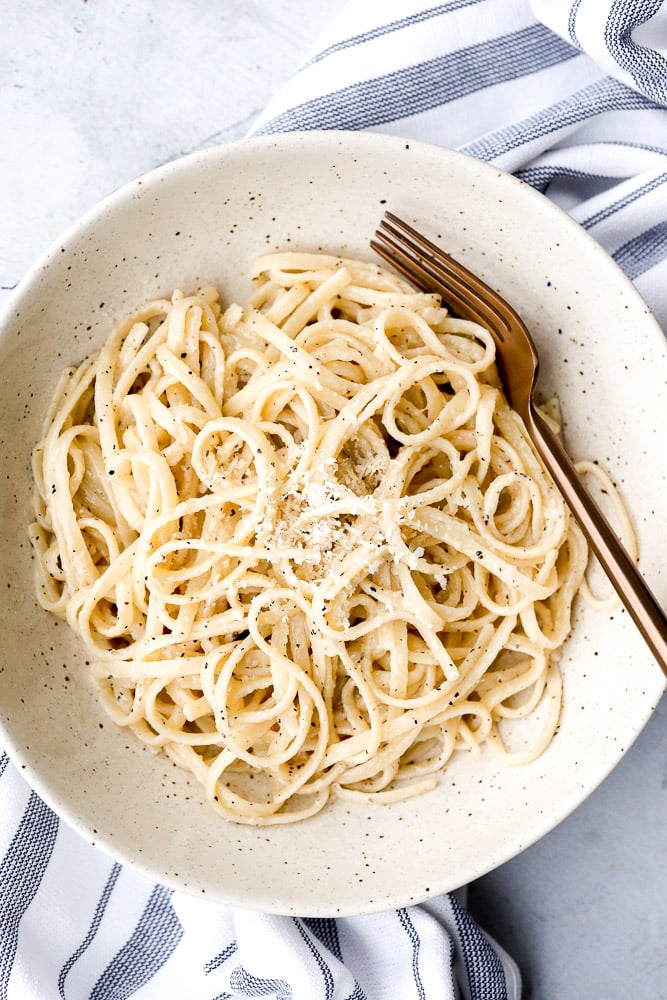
0;131;665;915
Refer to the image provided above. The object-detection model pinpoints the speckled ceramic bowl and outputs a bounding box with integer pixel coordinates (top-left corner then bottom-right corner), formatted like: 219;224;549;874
0;131;665;915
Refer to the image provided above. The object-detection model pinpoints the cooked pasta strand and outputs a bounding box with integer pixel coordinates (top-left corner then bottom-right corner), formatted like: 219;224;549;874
31;252;612;825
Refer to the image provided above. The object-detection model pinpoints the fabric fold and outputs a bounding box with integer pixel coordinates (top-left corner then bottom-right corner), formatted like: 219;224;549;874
532;0;667;104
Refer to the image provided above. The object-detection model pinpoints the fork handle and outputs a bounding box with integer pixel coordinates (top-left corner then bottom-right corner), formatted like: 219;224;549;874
526;405;667;678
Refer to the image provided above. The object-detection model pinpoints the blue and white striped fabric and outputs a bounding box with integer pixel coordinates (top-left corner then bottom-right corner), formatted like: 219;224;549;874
3;1;667;997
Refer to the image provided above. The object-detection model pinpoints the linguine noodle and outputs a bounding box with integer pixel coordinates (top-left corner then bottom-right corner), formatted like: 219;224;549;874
30;252;594;825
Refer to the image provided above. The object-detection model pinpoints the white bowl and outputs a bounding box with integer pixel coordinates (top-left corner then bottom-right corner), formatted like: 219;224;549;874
0;131;665;915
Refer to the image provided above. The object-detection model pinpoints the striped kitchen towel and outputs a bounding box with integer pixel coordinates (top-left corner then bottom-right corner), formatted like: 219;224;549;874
2;1;666;998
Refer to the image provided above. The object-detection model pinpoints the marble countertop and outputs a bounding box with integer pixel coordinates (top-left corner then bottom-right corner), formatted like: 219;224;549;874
2;4;666;997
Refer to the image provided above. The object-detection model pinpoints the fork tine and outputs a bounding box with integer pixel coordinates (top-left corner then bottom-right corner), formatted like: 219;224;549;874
374;213;514;342
383;212;514;324
370;233;481;325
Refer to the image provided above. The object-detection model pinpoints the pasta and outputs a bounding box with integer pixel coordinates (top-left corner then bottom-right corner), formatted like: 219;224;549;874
30;251;592;826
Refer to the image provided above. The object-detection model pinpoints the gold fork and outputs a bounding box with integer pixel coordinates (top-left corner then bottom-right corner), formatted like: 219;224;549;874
371;211;667;677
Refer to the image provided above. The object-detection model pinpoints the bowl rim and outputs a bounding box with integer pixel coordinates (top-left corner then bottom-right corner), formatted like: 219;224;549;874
3;127;664;343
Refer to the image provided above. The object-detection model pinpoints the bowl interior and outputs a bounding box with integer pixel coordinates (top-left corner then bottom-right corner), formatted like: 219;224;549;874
0;131;665;915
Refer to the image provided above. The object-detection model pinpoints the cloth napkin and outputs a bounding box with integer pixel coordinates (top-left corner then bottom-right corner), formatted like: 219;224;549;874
2;1;667;997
